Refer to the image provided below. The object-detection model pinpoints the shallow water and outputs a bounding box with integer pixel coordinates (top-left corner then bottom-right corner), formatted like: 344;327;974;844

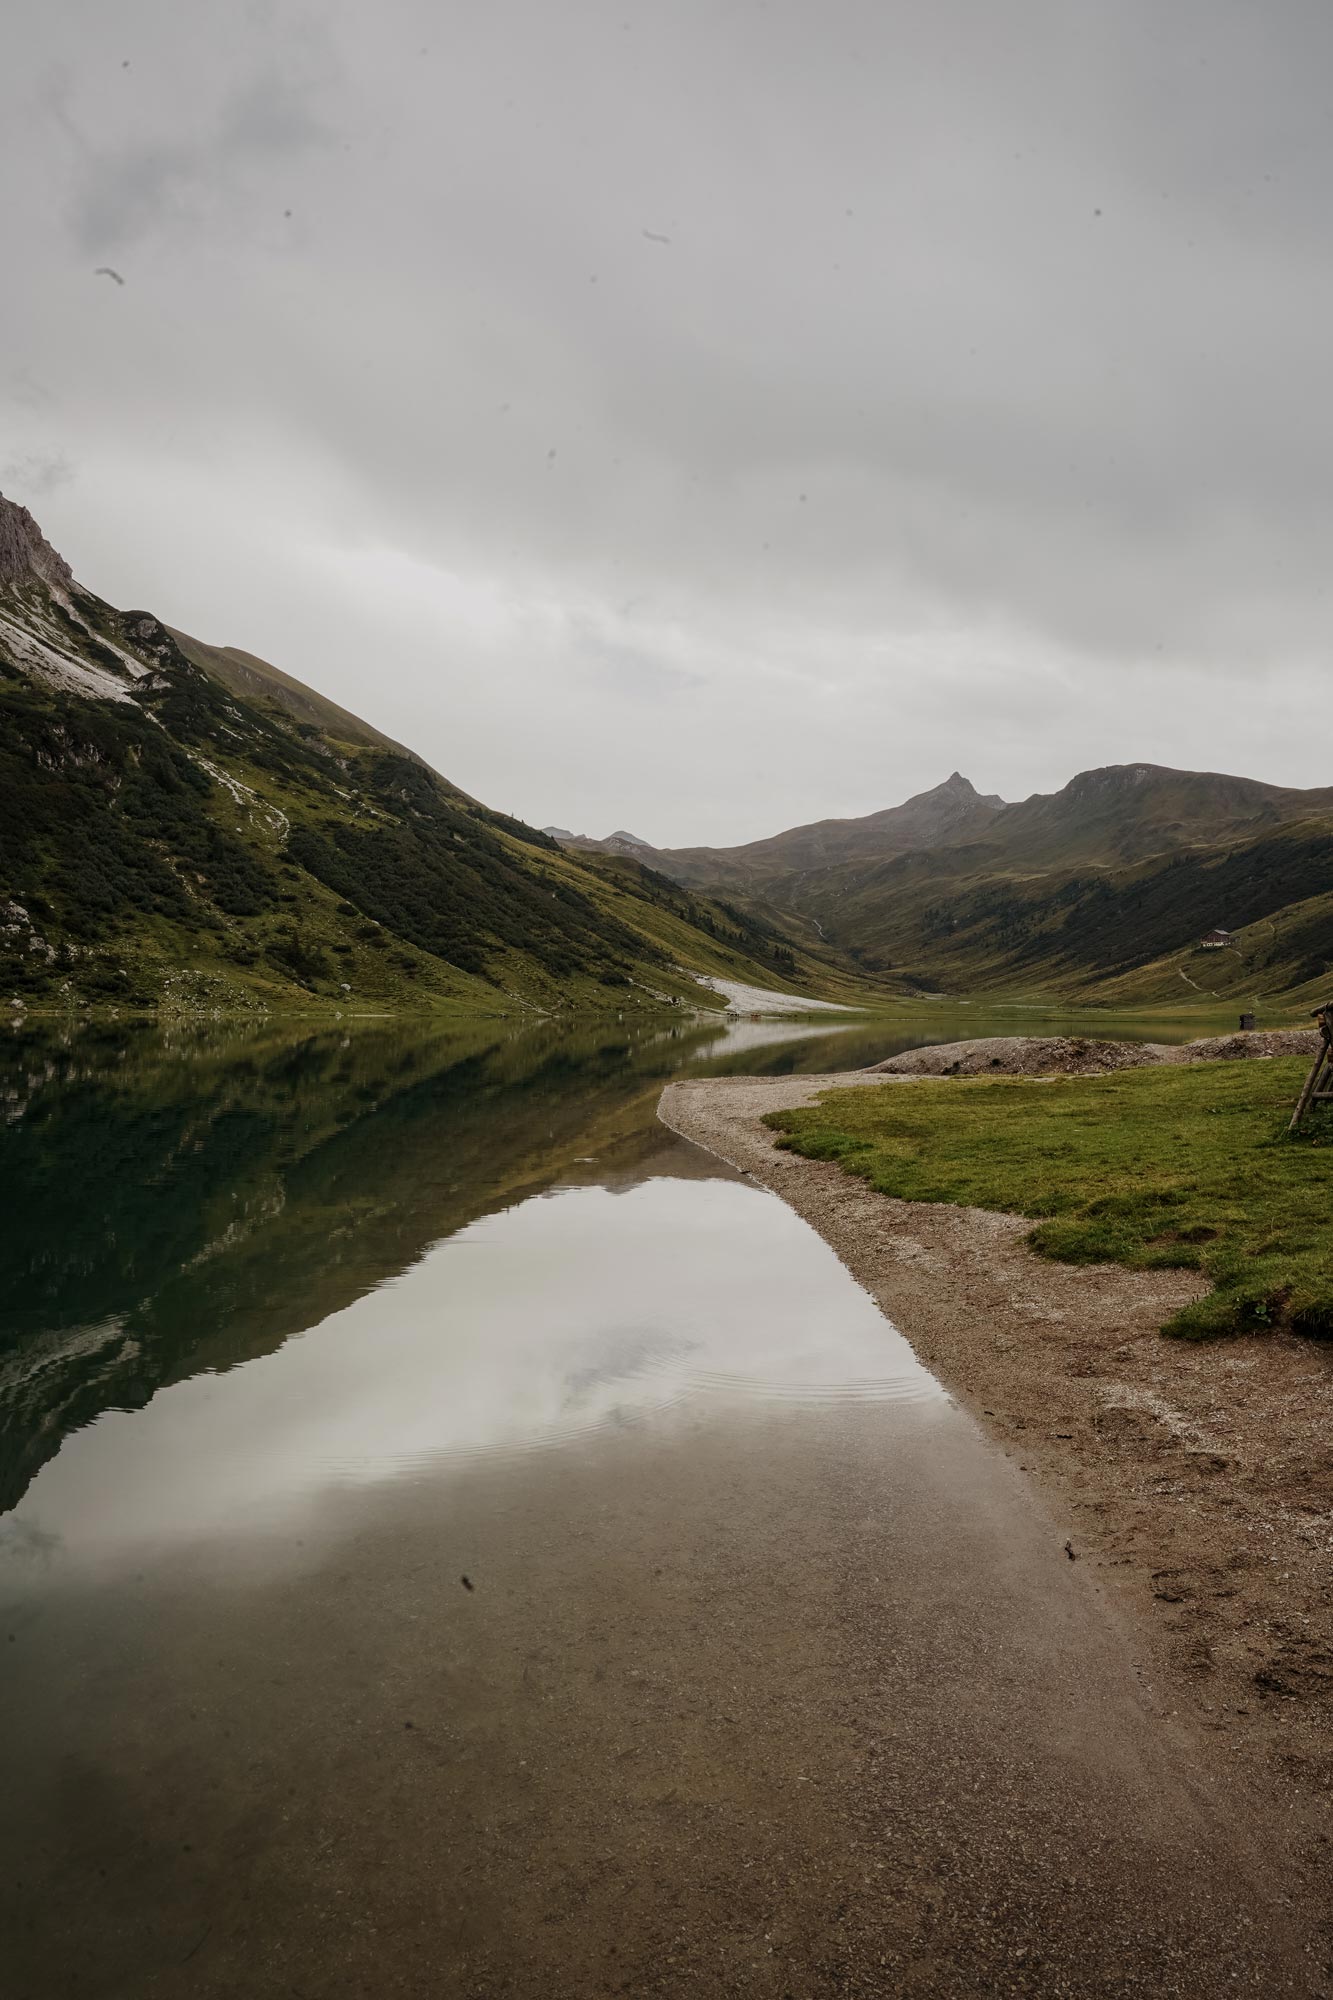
1;1004;1304;1996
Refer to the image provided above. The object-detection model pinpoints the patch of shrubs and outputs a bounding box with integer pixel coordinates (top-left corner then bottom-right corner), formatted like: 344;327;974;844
0;681;279;948
265;927;332;985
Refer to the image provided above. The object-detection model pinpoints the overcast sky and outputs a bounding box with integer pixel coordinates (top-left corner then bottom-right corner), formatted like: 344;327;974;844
4;2;1332;844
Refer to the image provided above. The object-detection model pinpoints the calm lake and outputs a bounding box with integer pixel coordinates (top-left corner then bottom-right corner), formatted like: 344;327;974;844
0;1003;1295;1997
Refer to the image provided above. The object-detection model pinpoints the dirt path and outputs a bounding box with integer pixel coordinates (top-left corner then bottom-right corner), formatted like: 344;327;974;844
659;1071;1333;1889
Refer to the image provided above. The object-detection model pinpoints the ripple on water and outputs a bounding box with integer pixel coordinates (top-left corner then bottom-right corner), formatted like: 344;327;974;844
680;1367;945;1409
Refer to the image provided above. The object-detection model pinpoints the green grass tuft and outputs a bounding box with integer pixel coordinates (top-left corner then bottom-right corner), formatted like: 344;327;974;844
764;1057;1333;1339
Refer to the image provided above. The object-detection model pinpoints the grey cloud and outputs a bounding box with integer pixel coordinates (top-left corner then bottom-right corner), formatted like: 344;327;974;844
71;74;332;254
0;452;75;497
576;632;709;701
3;0;1332;842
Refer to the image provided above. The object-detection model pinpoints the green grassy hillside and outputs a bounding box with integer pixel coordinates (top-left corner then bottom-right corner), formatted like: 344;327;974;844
761;816;1333;1004
0;495;879;1018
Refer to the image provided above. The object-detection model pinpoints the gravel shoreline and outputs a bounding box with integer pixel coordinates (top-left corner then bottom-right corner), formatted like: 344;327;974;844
658;1064;1333;1856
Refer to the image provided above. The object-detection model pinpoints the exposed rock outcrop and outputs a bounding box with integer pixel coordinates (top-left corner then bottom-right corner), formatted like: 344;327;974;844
0;493;75;592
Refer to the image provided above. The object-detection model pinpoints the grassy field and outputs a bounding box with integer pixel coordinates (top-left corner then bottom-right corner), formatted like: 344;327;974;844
765;1056;1333;1338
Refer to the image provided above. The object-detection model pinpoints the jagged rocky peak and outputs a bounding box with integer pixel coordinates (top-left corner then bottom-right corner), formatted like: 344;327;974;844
935;771;1006;808
0;493;75;593
543;826;657;857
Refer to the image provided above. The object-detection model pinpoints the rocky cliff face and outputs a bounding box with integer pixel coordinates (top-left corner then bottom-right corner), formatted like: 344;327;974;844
0;493;75;592
0;494;169;705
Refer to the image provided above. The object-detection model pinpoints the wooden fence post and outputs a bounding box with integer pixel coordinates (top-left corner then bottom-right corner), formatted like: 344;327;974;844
1290;1004;1333;1132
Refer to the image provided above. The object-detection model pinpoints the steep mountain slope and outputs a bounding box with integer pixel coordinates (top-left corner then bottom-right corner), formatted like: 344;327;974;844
0;495;874;1016
167;627;430;766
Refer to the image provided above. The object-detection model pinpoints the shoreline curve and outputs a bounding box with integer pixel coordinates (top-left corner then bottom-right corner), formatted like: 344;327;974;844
658;1067;1333;1847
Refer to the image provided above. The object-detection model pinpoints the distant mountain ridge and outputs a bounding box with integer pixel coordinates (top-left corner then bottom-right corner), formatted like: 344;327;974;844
544;826;657;859
556;762;1333;887
967;762;1333;869
551;762;1333;1003
662;772;1008;889
548;774;1007;886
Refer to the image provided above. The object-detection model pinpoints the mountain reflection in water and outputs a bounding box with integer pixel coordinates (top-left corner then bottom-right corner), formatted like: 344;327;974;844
9;1175;942;1567
0;1002;1208;1520
0;1010;853;1515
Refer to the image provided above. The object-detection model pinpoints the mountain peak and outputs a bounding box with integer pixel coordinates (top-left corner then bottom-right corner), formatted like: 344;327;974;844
930;771;1005;809
0;493;74;593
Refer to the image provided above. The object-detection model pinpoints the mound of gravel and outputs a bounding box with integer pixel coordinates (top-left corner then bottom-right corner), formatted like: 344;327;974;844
868;1029;1320;1079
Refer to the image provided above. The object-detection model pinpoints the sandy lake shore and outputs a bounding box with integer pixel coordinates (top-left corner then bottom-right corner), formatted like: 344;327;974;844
659;1066;1333;1854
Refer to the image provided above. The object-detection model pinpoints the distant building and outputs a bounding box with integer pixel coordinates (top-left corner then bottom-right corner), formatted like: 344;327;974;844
1199;927;1237;949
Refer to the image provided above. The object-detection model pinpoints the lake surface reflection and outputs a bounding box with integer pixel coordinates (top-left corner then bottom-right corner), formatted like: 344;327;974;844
9;1175;938;1571
0;999;1224;1535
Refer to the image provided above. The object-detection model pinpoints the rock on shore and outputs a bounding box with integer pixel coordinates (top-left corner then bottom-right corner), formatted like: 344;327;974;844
868;1027;1318;1078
